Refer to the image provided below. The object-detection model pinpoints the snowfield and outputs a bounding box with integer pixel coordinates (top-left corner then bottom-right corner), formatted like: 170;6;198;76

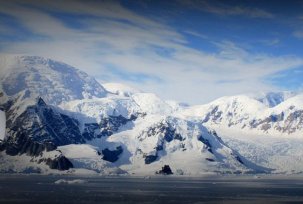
102;82;141;97
216;128;303;174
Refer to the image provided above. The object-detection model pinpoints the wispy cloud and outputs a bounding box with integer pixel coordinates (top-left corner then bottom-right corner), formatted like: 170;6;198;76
183;30;209;39
293;30;303;39
259;38;280;46
0;0;301;104
178;0;274;19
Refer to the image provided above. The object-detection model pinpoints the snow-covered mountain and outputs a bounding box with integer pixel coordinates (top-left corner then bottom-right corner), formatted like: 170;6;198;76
0;55;302;175
253;91;296;108
0;55;107;123
0;55;107;106
181;93;303;135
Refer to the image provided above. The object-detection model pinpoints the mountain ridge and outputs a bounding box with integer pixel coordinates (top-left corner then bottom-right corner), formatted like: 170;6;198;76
0;55;302;175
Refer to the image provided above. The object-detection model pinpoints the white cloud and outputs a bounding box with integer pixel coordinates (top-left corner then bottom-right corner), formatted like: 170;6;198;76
0;0;302;104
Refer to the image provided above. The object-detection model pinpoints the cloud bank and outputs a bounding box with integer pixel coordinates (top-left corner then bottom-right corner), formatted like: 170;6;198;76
0;0;303;104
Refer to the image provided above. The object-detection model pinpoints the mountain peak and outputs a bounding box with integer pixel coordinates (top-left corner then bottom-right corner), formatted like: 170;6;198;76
251;91;296;108
0;55;107;106
37;97;47;106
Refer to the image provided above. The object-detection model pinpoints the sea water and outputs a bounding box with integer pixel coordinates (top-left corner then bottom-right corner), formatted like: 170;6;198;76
0;175;303;203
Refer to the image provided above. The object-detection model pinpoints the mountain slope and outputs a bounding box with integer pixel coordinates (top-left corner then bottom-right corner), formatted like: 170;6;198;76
59;95;141;124
253;91;296;108
85;115;262;175
0;55;107;106
181;93;303;135
0;55;109;140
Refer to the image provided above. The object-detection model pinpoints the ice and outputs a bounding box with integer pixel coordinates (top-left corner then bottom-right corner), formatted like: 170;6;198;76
54;179;87;184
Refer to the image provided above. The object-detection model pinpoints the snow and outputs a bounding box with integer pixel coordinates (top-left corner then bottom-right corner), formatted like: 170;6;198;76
96;115;251;175
251;91;296;108
0;55;107;106
2;55;303;176
165;100;188;112
33;114;253;176
58;144;100;158
57;144;126;174
0;150;61;174
216;128;303;174
54;179;87;184
182;95;267;118
0;54;21;77
180;93;303;135
102;82;141;97
60;95;141;123
0;110;5;140
0;55;109;125
57;144;106;173
131;93;176;115
60;92;183;123
272;93;303;111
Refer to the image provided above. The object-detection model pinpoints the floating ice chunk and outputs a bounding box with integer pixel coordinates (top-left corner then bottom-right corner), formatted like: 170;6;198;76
54;179;87;184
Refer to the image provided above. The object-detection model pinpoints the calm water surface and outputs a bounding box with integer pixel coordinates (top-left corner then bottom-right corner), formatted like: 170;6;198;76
0;175;303;203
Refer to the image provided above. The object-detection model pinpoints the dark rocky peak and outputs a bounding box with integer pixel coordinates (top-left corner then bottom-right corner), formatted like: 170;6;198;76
37;97;47;106
156;165;173;175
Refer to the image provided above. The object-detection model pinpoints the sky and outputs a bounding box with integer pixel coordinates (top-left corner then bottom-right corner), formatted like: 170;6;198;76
0;0;303;104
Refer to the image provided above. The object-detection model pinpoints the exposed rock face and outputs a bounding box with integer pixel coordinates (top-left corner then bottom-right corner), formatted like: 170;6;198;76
3;139;56;157
82;123;101;140
82;114;138;140
201;100;303;135
0;95;139;171
144;155;158;164
44;155;73;170
143;120;184;142
281;110;303;133
247;110;303;134
4;98;83;156
99;115;137;137
3;97;136;152
156;165;173;175
0;98;80;170
203;106;222;124
138;119;186;164
102;146;123;162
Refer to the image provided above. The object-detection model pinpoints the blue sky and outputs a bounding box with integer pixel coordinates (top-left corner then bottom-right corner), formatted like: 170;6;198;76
0;0;303;104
